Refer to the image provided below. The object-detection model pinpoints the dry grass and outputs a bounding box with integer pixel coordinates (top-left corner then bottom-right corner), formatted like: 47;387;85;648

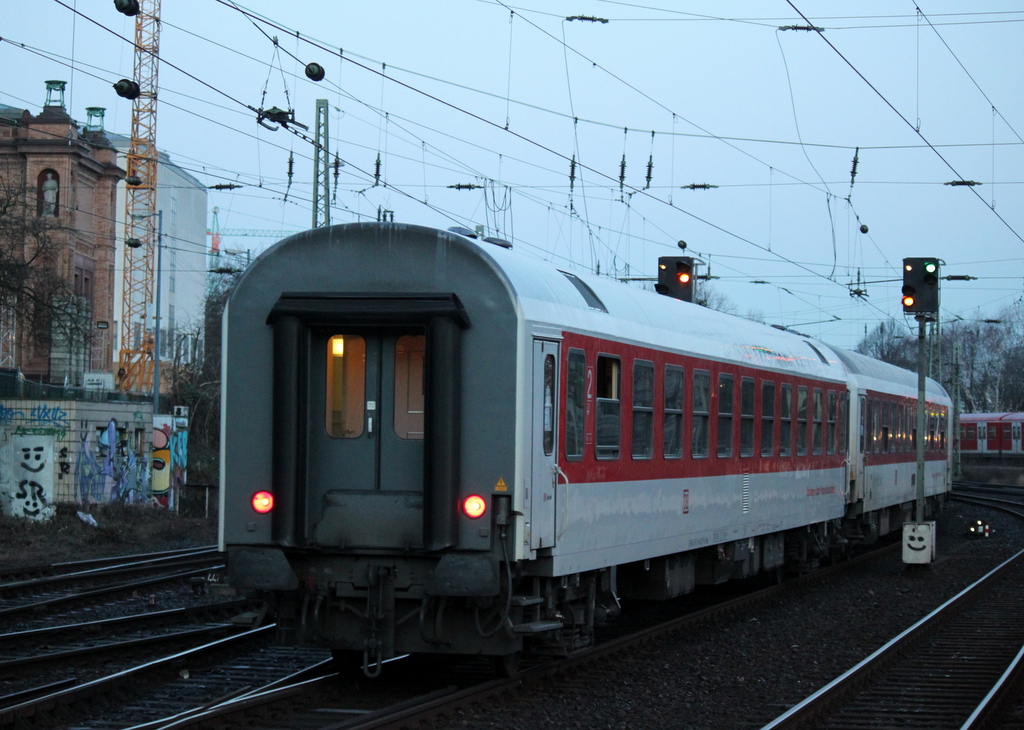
0;503;218;570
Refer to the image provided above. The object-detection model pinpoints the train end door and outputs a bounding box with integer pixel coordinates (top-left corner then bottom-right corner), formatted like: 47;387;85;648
529;340;559;551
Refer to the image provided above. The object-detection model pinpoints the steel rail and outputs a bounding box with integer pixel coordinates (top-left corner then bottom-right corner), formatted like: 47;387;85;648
759;547;1024;730
0;625;275;727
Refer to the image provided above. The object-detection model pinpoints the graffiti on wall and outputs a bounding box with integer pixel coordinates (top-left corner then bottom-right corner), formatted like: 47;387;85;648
7;434;57;520
2;403;187;514
73;418;149;506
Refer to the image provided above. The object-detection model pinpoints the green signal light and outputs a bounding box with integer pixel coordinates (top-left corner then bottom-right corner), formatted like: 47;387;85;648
924;262;937;274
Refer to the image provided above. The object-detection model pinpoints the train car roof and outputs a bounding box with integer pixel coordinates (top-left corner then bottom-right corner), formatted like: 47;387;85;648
238;222;946;400
960;412;1024;421
456;228;944;398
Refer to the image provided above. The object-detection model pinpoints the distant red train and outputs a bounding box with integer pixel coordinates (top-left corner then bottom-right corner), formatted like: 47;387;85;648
959;413;1024;463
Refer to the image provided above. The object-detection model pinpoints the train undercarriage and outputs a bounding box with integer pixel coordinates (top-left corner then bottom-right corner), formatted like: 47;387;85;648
253;494;945;678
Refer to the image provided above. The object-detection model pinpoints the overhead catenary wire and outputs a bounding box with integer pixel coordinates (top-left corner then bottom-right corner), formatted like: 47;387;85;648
6;1;1015;333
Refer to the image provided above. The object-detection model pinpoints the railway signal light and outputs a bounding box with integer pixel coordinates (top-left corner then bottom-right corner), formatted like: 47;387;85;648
902;257;940;314
657;256;695;303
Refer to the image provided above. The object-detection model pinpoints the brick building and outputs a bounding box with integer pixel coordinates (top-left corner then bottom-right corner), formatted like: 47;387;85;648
0;80;123;385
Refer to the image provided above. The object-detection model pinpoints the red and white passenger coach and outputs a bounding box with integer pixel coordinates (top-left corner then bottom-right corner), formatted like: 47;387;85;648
220;222;951;676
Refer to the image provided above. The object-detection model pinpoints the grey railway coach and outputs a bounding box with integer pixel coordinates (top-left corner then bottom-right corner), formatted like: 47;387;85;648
220;222;951;676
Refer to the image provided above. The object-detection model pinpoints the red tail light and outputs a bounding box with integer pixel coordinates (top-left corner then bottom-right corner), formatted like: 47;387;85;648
463;494;487;519
252;491;274;514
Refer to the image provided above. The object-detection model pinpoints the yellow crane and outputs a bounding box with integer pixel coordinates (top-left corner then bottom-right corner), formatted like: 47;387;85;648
117;0;161;392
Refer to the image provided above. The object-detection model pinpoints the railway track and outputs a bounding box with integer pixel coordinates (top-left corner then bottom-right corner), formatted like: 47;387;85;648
760;547;1024;729
753;488;1024;730
0;547;224;621
80;541;903;729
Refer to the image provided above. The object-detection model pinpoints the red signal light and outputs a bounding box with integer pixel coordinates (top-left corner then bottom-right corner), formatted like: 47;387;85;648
252;491;274;514
902;294;915;308
676;271;691;284
463;494;487;519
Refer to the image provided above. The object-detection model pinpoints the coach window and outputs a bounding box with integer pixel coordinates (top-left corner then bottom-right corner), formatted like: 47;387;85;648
740;377;755;457
761;381;776;457
796;386;808;456
565;349;586;460
881;400;890;454
326;335;366;438
692;370;711;458
905;404;913;452
632;360;655;459
394;335;426;440
717;373;735;458
827;391;837;455
780;384;793;457
897;403;905;450
595;355;621;459
876;399;884;450
812;388;823;455
664;365;684;459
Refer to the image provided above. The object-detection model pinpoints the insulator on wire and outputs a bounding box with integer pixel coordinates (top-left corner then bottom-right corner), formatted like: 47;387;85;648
283;152;294;202
374;153;381;186
645;130;655;189
569;155;576;192
619;154;626;192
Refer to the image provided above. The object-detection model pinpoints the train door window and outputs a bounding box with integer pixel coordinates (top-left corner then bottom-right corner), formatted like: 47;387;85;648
780;384;793;457
988;424;997;441
827;391;837;455
858;395;866;453
542;353;556;455
595;355;621;459
796;386;808;456
812;389;823;455
663;365;684;459
565;349;586;460
839;393;848;454
717;373;735;458
692;370;711;458
740;377;755;457
632;360;655;459
326;334;367;438
760;380;776;457
939;411;947;451
394;335;426;440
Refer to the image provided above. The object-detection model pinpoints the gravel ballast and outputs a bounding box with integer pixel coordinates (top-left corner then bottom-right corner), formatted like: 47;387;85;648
441;501;1023;729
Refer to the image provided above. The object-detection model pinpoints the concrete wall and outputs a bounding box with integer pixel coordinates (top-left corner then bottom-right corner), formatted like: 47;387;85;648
0;398;175;519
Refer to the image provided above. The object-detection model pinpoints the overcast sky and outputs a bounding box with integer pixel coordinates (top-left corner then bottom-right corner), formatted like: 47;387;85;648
3;1;1023;350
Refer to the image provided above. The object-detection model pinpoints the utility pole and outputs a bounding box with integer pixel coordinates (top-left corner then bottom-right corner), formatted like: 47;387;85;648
312;99;330;228
900;257;942;568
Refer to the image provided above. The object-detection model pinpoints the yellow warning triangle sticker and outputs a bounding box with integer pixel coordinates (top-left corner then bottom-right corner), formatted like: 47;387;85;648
495;477;508;491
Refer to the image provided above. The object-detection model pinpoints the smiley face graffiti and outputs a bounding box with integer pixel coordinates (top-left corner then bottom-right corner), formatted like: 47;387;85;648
906;533;928;552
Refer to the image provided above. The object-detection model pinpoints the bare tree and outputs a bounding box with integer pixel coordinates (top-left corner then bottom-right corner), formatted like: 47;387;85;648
855;319;915;370
0;172;91;373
